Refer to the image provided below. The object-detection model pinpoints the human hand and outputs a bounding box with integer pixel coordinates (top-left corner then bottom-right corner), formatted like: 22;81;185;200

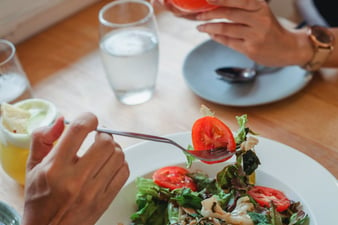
195;0;308;67
22;112;129;225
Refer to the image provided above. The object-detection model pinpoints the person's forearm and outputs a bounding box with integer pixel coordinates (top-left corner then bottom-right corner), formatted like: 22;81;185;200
324;28;338;67
284;28;313;68
290;27;338;69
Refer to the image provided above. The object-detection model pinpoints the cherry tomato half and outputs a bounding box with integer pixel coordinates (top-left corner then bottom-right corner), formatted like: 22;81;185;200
152;166;197;191
191;116;236;164
248;186;291;212
169;0;218;13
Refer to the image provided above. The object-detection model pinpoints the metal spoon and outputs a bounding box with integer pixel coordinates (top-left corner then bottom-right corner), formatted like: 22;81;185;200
215;63;282;83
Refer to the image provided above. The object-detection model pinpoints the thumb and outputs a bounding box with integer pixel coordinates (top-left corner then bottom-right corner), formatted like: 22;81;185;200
27;116;65;170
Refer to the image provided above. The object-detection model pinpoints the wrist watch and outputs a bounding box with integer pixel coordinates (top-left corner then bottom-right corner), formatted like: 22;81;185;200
303;25;335;71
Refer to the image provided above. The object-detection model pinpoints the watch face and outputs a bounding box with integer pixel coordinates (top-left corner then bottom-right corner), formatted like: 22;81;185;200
312;26;334;44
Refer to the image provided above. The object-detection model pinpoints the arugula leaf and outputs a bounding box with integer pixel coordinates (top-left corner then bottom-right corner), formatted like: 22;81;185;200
234;114;259;146
269;204;283;225
289;211;310;225
243;150;261;175
184;144;196;168
214;190;234;210
216;163;249;192
171;188;203;209
235;114;249;145
167;202;179;224
189;171;218;194
248;212;272;225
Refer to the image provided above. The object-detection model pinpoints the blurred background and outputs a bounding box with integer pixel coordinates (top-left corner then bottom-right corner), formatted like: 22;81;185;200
0;0;296;44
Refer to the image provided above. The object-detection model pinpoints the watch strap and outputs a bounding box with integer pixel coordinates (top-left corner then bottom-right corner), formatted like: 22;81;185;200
303;25;335;71
304;45;333;71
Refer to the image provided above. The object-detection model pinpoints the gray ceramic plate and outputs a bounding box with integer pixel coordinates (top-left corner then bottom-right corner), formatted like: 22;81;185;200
0;201;21;225
183;39;313;107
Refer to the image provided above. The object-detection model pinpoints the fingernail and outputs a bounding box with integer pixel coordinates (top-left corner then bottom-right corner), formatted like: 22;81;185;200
197;25;202;31
196;14;203;20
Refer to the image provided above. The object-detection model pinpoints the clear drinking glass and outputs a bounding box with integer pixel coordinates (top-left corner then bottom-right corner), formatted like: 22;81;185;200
0;39;33;104
99;0;159;105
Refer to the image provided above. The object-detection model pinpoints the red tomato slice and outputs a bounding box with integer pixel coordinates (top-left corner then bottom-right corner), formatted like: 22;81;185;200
191;116;236;164
248;186;291;212
169;0;218;13
152;166;197;191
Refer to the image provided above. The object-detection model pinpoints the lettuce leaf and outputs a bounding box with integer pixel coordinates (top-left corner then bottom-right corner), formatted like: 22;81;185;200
171;188;203;209
235;114;258;146
130;178;171;225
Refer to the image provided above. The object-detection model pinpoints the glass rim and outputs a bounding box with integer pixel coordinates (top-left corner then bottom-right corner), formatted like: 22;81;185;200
0;201;21;225
0;39;16;66
98;0;154;28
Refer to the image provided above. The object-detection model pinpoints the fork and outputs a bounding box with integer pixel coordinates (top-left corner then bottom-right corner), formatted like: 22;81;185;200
95;127;235;162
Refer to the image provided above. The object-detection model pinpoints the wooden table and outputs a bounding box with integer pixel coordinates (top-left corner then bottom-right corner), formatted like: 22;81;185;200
1;0;337;217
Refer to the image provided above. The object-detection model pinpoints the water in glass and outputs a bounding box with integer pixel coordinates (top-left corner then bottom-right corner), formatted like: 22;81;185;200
0;73;32;104
100;28;159;105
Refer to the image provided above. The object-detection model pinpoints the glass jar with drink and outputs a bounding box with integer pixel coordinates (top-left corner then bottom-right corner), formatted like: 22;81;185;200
0;98;58;185
0;39;33;104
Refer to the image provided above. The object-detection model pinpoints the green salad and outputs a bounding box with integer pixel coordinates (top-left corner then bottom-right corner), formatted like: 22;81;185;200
129;113;310;225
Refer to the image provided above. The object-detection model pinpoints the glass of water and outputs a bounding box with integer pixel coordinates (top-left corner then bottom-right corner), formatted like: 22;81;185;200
99;0;159;105
0;39;33;104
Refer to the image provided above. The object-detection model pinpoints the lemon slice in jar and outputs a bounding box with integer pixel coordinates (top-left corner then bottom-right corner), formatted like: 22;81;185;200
1;103;31;134
1;99;58;133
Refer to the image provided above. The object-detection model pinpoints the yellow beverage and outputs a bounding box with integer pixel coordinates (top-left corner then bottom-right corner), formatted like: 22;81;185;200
0;98;57;185
0;142;29;185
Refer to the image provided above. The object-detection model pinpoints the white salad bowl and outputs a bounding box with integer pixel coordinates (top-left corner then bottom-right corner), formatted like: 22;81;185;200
95;132;338;225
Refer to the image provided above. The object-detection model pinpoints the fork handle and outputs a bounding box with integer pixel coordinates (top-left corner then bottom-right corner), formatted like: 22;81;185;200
97;127;175;146
65;120;186;151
